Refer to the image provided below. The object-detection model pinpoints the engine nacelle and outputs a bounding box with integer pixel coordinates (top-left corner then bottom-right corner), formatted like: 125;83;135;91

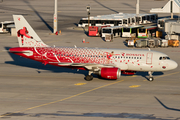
94;67;121;80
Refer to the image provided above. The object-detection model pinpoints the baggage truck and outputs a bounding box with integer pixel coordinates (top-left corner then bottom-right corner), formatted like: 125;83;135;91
127;40;134;47
135;39;148;48
105;34;113;42
168;40;179;47
160;39;168;47
148;39;159;48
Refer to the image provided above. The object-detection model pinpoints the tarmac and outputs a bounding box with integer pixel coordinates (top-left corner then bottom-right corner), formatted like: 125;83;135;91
0;0;180;120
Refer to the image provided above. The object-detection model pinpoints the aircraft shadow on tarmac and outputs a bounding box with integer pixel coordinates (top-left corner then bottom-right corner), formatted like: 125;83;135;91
154;96;180;112
5;47;163;81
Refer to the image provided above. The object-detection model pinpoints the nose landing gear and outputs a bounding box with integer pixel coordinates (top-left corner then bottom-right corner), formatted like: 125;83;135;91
148;71;154;81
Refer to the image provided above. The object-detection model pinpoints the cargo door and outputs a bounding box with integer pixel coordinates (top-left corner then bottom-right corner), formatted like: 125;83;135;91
146;53;153;64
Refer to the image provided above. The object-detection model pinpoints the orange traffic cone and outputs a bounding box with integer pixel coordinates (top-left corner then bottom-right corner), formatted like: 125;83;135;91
82;38;85;43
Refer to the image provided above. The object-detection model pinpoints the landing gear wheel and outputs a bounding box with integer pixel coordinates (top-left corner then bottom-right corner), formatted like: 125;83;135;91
149;77;154;82
85;75;93;81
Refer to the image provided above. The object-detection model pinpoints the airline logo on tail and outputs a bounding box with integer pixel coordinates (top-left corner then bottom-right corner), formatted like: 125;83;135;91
13;15;48;47
17;27;33;45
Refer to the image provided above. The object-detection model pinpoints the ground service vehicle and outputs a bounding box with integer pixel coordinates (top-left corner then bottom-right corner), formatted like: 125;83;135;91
88;25;110;36
160;39;168;47
135;39;148;48
0;21;14;33
168;40;179;47
101;26;123;38
138;26;157;38
122;25;143;38
78;13;157;27
148;39;159;48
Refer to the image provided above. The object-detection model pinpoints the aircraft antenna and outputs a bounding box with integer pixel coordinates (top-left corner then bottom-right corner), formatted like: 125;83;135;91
148;48;151;51
74;45;77;48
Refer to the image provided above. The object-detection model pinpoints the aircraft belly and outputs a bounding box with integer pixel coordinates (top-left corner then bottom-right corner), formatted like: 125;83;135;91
115;63;128;70
127;62;156;71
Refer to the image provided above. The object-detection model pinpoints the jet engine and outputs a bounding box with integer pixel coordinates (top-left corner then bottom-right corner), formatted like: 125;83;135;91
94;67;121;80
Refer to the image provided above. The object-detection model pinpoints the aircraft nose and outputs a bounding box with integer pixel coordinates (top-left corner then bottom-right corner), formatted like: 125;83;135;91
169;60;178;70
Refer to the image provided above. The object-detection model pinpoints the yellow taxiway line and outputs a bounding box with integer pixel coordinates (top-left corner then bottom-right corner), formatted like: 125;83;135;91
0;80;124;118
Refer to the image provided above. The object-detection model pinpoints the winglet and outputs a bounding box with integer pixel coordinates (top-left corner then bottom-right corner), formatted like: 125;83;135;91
13;15;48;47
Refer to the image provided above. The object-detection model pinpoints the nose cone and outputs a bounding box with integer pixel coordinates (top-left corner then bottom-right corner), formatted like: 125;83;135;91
169;60;178;70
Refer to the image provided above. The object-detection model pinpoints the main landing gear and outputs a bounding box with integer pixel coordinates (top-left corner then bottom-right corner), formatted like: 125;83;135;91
85;71;93;81
148;71;154;82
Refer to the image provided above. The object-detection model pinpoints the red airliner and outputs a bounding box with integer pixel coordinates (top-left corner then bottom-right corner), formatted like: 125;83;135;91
9;15;178;81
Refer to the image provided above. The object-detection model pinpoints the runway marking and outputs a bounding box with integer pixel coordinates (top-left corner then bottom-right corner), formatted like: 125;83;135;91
129;85;141;88
74;83;86;86
0;80;124;118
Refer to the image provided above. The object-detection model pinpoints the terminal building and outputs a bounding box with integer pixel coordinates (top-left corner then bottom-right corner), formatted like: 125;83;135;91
78;13;158;27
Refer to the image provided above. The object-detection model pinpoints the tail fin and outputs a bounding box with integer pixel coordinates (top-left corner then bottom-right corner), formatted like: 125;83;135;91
13;15;48;47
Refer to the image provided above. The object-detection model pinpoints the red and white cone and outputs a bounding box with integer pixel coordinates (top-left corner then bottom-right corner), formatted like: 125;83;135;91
82;38;85;43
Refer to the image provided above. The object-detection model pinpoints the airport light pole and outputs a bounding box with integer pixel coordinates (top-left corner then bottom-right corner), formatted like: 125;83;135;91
54;0;58;34
86;5;90;28
136;0;139;25
136;0;139;15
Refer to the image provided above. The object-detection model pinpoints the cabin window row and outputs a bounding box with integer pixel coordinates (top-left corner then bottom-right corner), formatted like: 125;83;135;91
55;54;141;59
113;56;142;59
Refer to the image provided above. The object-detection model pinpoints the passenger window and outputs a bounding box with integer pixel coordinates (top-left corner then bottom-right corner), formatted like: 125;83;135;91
159;57;162;60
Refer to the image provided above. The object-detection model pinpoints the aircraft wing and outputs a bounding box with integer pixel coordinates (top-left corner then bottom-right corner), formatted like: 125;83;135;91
49;62;116;70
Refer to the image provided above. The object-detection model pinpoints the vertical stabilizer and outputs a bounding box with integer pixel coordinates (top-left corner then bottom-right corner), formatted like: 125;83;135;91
13;15;48;47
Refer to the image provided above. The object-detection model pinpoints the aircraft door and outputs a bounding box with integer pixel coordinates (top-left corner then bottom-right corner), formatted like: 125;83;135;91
146;53;153;64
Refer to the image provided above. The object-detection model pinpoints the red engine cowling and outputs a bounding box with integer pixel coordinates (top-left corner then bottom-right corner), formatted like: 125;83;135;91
96;67;121;80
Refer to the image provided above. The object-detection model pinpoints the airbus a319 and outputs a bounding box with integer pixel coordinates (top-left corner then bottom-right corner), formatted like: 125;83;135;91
9;15;178;81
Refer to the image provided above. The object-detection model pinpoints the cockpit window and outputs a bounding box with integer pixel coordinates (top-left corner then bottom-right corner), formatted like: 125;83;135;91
159;56;170;60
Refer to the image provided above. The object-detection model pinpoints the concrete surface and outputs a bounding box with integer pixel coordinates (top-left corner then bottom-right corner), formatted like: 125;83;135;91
0;0;180;120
